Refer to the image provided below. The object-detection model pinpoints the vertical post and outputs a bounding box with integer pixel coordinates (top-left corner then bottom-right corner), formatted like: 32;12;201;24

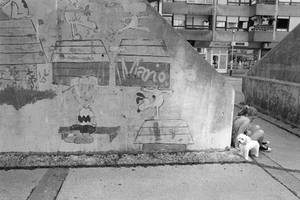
158;0;163;15
258;48;262;60
212;0;217;41
230;30;235;76
273;0;279;41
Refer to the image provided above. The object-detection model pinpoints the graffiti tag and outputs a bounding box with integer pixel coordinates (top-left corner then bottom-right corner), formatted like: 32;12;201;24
116;59;170;88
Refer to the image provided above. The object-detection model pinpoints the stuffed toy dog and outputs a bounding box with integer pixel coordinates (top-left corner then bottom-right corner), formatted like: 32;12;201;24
236;134;260;161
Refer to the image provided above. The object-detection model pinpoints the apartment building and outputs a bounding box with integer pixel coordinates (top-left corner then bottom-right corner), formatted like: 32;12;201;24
150;0;300;73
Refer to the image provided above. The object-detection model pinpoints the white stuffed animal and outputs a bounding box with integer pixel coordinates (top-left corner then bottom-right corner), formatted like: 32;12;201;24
236;134;260;161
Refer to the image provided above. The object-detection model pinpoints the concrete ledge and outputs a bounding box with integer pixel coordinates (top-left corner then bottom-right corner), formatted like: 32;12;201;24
0;150;246;169
244;76;300;88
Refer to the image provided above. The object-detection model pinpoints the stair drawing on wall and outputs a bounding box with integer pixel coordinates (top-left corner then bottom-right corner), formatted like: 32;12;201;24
51;39;110;86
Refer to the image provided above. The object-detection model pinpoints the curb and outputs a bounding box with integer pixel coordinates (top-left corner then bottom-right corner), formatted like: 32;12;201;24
0;150;246;170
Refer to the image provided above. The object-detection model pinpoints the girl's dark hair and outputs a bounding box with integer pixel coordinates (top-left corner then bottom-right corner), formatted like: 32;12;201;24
237;105;257;117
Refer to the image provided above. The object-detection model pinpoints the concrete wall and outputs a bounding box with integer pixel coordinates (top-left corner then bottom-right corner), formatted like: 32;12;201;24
243;76;300;126
0;0;234;153
247;24;300;83
243;24;300;127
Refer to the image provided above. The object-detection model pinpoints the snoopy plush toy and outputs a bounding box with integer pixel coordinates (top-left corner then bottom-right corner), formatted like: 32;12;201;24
236;134;260;161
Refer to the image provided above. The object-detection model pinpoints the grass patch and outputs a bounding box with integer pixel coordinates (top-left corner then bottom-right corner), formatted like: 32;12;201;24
0;87;56;110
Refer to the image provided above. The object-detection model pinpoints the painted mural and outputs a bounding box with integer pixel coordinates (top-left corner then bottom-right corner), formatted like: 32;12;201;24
58;76;120;144
135;87;193;151
116;60;170;88
51;40;110;86
0;0;234;153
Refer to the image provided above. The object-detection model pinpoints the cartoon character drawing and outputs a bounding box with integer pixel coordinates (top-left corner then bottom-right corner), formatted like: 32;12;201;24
134;87;194;149
64;0;98;40
62;76;98;144
0;0;31;19
118;13;150;33
65;105;97;144
58;75;122;144
136;87;173;119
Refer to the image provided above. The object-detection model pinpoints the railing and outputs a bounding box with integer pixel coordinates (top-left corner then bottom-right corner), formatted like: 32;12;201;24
255;0;276;4
251;25;274;32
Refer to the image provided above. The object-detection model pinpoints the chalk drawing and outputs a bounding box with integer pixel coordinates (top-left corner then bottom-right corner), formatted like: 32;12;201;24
116;58;170;88
64;0;98;40
136;87;173;120
51;40;110;86
38;68;50;83
134;86;194;150
59;76;120;144
0;0;31;19
118;14;149;33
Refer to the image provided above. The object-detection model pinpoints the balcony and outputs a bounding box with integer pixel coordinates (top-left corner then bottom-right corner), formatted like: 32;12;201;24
216;5;253;17
214;30;249;42
175;29;213;41
253;0;300;16
249;31;288;42
278;5;300;16
162;2;213;15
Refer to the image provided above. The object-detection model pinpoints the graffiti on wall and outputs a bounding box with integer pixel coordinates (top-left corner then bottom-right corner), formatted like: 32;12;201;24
38;68;50;84
0;0;199;151
0;14;57;110
116;59;170;88
136;87;173;119
51;40;110;86
63;0;98;40
58;76;120;144
134;87;194;151
245;77;300;126
118;14;149;34
0;0;31;19
0;65;36;89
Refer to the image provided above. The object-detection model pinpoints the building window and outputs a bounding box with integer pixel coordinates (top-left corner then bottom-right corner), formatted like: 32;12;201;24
258;0;276;4
187;0;213;4
173;14;185;28
217;16;249;31
250;16;274;32
196;48;207;60
216;16;226;30
227;0;239;5
277;16;289;31
279;0;290;4
240;0;250;4
163;14;173;25
282;0;300;4
218;0;250;4
186;15;210;29
163;0;173;2
227;17;238;30
217;0;227;4
238;17;249;31
291;0;300;4
211;49;228;71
